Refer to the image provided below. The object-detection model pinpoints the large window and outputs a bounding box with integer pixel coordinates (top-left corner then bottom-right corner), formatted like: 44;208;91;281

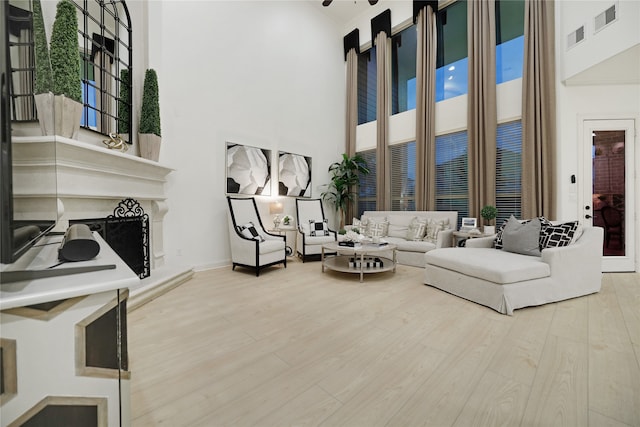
390;142;416;210
357;150;377;217
436;0;468;102
496;121;522;223
435;130;469;227
391;25;416;115
496;0;524;84
357;47;377;125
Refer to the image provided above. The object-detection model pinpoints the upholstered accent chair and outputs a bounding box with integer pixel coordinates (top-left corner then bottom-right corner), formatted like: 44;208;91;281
227;196;286;276
295;198;337;262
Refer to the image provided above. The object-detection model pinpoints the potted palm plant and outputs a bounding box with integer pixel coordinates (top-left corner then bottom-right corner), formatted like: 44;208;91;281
139;69;161;161
321;153;369;229
480;205;498;235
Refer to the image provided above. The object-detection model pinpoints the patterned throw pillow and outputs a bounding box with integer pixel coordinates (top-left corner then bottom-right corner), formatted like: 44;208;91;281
540;221;579;248
352;217;368;233
406;217;428;241
237;222;264;242
424;218;450;242
309;219;330;236
366;219;389;237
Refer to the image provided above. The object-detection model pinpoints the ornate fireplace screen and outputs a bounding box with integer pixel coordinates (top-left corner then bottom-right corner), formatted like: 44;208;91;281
70;199;150;279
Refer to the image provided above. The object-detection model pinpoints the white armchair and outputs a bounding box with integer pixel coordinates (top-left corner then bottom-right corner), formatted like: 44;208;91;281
295;198;337;262
227;196;286;276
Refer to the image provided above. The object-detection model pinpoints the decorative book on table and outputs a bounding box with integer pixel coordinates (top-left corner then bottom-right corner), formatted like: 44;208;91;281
349;257;384;269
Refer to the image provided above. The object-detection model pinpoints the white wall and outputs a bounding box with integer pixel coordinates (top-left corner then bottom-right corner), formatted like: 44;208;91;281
560;0;640;81
146;1;346;270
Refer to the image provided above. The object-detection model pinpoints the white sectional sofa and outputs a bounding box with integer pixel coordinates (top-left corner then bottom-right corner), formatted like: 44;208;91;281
423;226;604;315
354;210;458;267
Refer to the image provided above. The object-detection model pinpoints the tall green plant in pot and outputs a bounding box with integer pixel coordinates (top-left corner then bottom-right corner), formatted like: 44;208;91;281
34;0;83;138
32;0;56;135
138;69;161;161
321;153;369;229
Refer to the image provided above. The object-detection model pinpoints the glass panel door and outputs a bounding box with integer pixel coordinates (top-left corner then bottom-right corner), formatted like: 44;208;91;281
582;119;636;272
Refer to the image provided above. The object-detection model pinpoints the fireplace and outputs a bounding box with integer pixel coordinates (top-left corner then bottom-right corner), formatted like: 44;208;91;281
12;136;194;308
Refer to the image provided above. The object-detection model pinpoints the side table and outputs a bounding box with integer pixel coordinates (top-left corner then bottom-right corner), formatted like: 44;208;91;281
268;225;297;256
452;230;493;247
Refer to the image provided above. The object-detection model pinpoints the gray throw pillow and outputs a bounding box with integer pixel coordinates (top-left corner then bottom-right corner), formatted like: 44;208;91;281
501;215;542;256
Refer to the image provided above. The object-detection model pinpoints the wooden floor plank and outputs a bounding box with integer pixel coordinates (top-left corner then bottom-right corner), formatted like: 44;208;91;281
521;335;589;426
452;371;530;427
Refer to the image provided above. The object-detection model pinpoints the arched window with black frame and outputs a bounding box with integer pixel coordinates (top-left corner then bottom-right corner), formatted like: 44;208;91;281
73;0;132;141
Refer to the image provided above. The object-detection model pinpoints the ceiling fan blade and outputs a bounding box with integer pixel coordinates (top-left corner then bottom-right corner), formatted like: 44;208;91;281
322;0;333;6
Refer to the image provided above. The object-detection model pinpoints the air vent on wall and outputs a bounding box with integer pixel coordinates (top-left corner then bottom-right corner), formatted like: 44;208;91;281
567;25;585;50
594;3;617;33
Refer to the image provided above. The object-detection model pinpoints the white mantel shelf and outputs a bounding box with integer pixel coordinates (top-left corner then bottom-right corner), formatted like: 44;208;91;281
14;136;174;203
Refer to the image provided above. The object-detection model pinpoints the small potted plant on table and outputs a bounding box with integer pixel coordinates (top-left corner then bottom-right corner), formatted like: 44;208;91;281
480;205;498;235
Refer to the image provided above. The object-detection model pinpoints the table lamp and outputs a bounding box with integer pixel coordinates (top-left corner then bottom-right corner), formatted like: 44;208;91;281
269;201;284;229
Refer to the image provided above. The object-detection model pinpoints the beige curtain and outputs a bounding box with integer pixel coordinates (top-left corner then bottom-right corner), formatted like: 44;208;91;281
414;5;437;211
467;0;497;218
521;0;557;219
345;47;358;222
375;31;391;211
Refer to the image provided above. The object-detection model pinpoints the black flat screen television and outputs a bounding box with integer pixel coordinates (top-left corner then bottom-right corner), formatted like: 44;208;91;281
1;1;58;265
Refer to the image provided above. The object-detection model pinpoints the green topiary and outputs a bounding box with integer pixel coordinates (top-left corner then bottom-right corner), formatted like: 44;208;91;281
33;0;53;94
139;69;161;137
480;205;498;225
118;69;130;134
49;0;81;102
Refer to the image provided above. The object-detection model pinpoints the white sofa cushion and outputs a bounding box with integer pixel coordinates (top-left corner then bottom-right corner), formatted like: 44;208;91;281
259;239;285;254
387;214;415;238
425;248;551;284
384;237;436;252
303;234;336;245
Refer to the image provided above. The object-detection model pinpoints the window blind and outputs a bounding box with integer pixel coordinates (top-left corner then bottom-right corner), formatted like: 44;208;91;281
496;120;522;223
357;47;377;125
435;130;469;228
357;149;377;217
390;142;416;211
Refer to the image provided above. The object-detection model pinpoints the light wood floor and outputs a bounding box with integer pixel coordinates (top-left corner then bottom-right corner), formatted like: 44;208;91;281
128;260;640;427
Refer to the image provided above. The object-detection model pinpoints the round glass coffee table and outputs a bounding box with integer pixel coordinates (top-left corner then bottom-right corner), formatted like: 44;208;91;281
321;241;397;282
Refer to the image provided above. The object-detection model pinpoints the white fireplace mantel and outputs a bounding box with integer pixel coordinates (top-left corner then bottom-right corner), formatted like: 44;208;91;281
12;136;193;307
